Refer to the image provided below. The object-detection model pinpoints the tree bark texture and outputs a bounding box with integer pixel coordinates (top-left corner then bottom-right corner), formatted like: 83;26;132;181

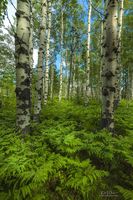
59;10;64;102
29;1;33;112
100;20;104;100
50;65;54;101
128;65;133;100
101;0;118;132
67;51;73;100
114;0;124;107
34;0;47;120
15;0;31;134
44;0;52;105
86;0;92;102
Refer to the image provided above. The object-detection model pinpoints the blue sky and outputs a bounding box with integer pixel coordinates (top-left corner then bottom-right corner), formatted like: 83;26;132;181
4;0;16;29
4;0;88;69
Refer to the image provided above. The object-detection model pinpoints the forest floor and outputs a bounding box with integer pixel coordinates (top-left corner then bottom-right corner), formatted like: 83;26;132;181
0;99;133;200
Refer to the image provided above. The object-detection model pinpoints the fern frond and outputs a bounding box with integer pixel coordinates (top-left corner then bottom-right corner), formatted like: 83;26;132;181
115;186;133;200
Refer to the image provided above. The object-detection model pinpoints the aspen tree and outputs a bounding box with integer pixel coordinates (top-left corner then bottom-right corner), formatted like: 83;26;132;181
130;72;133;100
86;0;92;102
65;49;69;99
50;65;54;100
15;0;31;133
71;55;76;98
101;0;118;132
44;0;52;105
68;34;76;100
29;0;33;111
128;65;133;100
100;20;104;100
76;57;80;102
68;51;73;99
59;10;64;102
114;0;124;107
34;0;47;120
100;0;108;100
117;0;124;67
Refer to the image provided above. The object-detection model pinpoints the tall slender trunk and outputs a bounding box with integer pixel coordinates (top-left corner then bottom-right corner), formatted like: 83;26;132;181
34;0;47;120
86;0;92;102
67;50;73;100
44;0;52;105
15;0;31;134
65;49;69;99
114;0;124;107
76;57;80;103
128;65;133;100
130;72;133;100
59;10;64;102
100;20;104;100
68;35;76;100
101;0;118;132
117;0;124;69
71;55;76;98
29;1;33;113
50;65;54;101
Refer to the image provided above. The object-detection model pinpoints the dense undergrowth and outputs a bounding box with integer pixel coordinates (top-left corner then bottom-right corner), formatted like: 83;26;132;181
0;98;133;200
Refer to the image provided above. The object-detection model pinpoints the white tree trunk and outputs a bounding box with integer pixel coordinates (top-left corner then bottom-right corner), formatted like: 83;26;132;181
101;0;118;132
117;0;124;62
15;0;31;133
65;49;69;99
131;72;133;100
128;65;133;100
44;0;52;105
71;56;76;98
100;20;104;100
34;0;47;120
50;65;54;100
59;10;64;102
114;0;124;106
29;1;33;112
86;0;92;102
68;52;73;99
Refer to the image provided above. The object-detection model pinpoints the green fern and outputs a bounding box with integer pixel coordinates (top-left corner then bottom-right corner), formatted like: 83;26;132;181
116;186;133;200
0;99;133;199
